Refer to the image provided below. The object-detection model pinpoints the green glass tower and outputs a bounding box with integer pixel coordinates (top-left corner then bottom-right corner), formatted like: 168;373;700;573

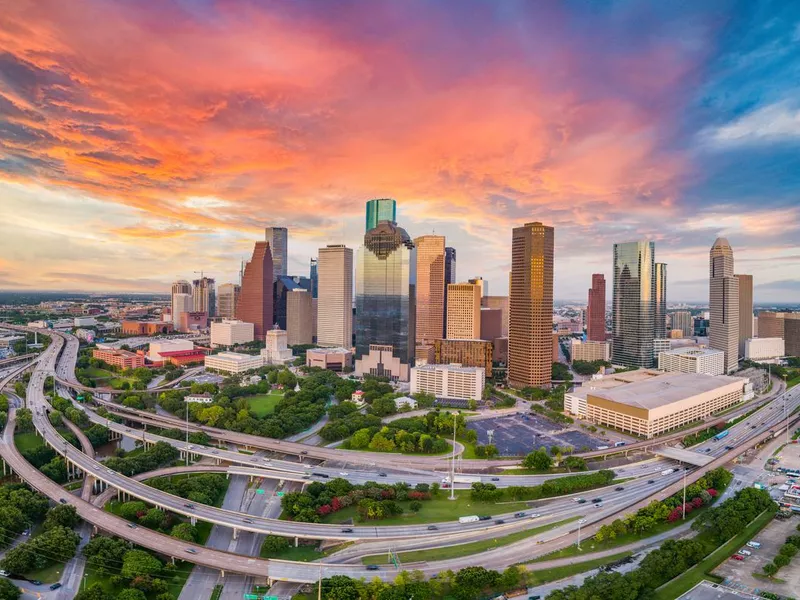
365;198;397;231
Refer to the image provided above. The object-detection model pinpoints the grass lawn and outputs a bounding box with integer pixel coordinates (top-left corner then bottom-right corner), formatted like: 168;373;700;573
261;544;327;562
84;557;195;599
362;516;579;564
317;490;530;526
23;560;63;584
527;551;633;586
245;392;284;417
652;508;776;600
14;432;44;452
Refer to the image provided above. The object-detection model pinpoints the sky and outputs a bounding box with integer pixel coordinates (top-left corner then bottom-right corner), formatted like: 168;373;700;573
1;0;799;302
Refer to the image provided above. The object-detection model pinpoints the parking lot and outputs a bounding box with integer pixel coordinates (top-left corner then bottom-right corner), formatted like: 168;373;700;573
773;440;800;472
184;371;225;385
467;413;607;456
712;515;800;597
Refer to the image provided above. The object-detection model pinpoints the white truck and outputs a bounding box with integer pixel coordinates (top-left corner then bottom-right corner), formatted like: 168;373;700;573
459;515;480;524
443;475;482;485
661;468;676;476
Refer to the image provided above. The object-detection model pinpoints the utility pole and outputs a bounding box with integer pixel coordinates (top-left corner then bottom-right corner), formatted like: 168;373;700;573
318;564;322;600
785;373;789;447
682;467;687;520
185;402;190;467
449;416;457;501
577;518;586;550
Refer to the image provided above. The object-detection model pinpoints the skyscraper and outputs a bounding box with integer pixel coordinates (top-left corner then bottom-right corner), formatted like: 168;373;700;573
171;293;192;331
170;280;192;328
309;258;318;299
444;247;457;337
264;227;288;282
414;235;446;345
317;245;353;348
709;238;739;373
468;276;488;297
192;277;216;318
217;283;240;319
237;241;274;339
735;273;753;357
612;241;656;368
509;222;554;389
586;274;606;342
446;283;482;340
274;275;311;330
286;289;313;346
671;311;693;337
355;221;416;364
365;198;397;231
654;263;667;340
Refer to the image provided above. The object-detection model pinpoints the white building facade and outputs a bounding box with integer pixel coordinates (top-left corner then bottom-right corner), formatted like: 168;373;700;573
657;347;725;376
205;351;263;374
744;337;785;361
410;363;485;401
210;319;254;347
261;327;294;365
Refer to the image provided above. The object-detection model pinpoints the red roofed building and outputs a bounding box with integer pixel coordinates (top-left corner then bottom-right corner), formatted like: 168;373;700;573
157;349;208;366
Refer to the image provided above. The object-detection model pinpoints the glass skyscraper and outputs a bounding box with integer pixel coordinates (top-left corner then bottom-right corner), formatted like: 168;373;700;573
654;263;667;340
365;198;397;231
264;227;288;283
612;241;656;367
355;220;416;364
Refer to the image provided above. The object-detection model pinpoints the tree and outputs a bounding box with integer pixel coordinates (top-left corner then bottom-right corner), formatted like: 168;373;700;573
74;584;113;600
322;575;364;600
0;545;36;575
260;535;290;556
141;508;166;530
0;579;20;600
119;501;148;521
523;448;552;471
116;591;147;600
409;500;422;512
170;523;197;542
43;504;79;531
763;562;779;576
121;549;162;579
773;554;790;568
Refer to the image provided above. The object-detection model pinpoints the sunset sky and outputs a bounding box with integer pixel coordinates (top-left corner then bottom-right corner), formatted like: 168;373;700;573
1;0;799;301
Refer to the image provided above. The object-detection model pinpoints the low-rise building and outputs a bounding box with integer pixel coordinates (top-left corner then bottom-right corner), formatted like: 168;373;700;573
744;337;785;361
148;339;195;362
74;316;97;327
185;392;214;403
204;351;263;374
350;390;365;407
355;345;410;382
74;328;95;343
570;339;611;363
92;348;145;370
306;347;353;371
210;320;254;347
261;327;294;365
394;396;418;410
157;349;207;366
658;347;725;376
410;363;485;401
121;320;174;336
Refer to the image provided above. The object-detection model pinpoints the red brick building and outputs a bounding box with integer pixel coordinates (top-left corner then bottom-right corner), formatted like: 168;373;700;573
156;349;207;366
92;348;145;370
237;241;274;338
587;273;606;342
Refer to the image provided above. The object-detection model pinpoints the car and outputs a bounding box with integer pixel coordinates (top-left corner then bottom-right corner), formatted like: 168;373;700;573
341;528;353;533
184;503;195;509
574;497;584;503
751;425;757;429
478;515;492;521
577;498;587;504
94;464;101;470
125;428;131;432
378;472;387;477
491;477;500;481
731;554;744;561
530;513;541;518
648;480;655;484
595;503;603;508
188;445;195;450
300;450;309;455
32;580;42;585
513;512;526;518
591;498;602;503
243;518;254;524
251;458;258;463
494;519;505;524
127;523;137;529
50;583;62;590
704;448;712;453
725;445;734;451
22;530;30;536
427;525;438;530
302;475;311;479
185;548;198;554
339;472;349;476
366;564;380;571
212;450;219;455
614;487;624;491
0;570;8;577
59;498;68;504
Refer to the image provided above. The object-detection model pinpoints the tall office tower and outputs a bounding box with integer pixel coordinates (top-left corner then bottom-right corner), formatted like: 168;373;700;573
671;311;693;338
612;241;656;368
586;274;606;342
309;258;318;299
414;235;446;345
365;198;397;231
317;245;353;348
274;276;312;330
192;277;216;318
446;283;482;339
443;247;457;336
735;274;753;357
237;241;274;339
509;222;554;389
355;221;416;364
170;280;192;328
709;238;739;374
757;311;784;339
654;263;667;340
468;276;488;297
482;296;509;337
286;289;313;346
264;227;288;282
171;293;192;330
217;283;240;319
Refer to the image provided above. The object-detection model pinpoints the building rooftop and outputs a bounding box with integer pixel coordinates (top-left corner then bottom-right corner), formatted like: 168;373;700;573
413;363;485;374
211;352;261;362
589;372;745;410
660;347;723;357
308;347;352;354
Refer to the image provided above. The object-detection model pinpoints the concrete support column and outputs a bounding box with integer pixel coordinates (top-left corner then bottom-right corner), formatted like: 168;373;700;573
295;537;299;547
233;528;238;540
190;516;196;526
220;570;225;578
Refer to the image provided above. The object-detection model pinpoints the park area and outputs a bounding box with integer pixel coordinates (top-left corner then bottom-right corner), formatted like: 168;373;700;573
245;390;284;417
82;365;137;389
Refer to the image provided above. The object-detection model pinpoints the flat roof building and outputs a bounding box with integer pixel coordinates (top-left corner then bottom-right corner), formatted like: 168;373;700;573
355;344;409;382
446;283;481;340
121;320;174;336
744;337;785;361
210;319;255;348
262;327;294;365
433;338;493;377
205;351;263;374
92;348;145;370
306;347;353;372
571;339;611;364
410;363;485;401
148;339;195;361
658;347;725;376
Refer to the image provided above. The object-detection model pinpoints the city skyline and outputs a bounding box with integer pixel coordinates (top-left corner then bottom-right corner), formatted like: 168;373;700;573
0;2;799;302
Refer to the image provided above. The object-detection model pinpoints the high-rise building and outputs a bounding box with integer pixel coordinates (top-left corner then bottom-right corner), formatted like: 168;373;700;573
286;289;313;346
468;276;488;297
355;221;416;365
482;296;509;337
171;280;192;328
273;275;311;330
612;241;656;368
671;311;693;338
414;235;446;345
654;263;667;341
446;283;482;340
317;245;353;348
443;247;457;336
480;307;503;341
365;198;397;231
217;283;240;319
171;293;192;331
509;222;554;388
192;277;216;318
709;238;739;374
785;314;800;357
309;258;318;299
264;227;288;282
735;274;753;357
757;311;785;339
586;274;606;342
237;241;274;339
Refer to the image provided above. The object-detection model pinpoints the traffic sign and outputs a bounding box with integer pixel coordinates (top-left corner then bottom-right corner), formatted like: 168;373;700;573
256;489;265;495
243;595;258;599
276;491;284;497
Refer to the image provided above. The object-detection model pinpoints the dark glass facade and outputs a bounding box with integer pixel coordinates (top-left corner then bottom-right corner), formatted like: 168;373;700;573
355;221;416;364
309;258;318;298
444;247;457;337
654;263;667;340
365;198;397;231
273;275;311;330
612;241;655;367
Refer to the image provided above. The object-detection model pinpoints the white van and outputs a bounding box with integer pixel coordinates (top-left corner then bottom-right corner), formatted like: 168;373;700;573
738;549;752;556
746;541;761;549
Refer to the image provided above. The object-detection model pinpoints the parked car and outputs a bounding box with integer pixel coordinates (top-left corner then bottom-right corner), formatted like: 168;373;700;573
366;565;380;571
50;583;62;590
731;554;744;561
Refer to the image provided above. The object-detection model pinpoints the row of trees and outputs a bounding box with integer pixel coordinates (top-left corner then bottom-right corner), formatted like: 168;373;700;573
548;487;776;599
762;533;800;577
522;447;587;471
146;473;228;509
0;505;81;576
103;441;179;477
470;470;615;503
571;360;611;376
0;483;50;543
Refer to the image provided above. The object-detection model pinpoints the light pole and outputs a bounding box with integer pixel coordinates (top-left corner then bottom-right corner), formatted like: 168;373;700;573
577;518;586;550
682;468;687;520
185;401;189;467
784;374;789;447
449;415;457;501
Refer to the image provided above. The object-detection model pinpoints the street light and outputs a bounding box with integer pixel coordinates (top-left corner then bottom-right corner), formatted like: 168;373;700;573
577;518;587;550
449;416;457;501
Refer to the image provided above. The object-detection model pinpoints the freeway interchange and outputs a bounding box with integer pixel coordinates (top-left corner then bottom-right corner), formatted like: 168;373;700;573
1;325;799;586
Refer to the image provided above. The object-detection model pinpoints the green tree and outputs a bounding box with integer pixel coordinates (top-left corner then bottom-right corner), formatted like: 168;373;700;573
43;504;79;530
523;448;552;471
170;523;197;542
763;562;779;576
119;501;148;521
773;554;790;568
74;584;112;600
116;590;147;600
141;508;166;530
260;535;290;557
121;550;162;579
0;579;20;600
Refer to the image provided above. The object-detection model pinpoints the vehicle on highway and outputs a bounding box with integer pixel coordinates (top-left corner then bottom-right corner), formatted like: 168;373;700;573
513;512;526;518
661;468;675;475
339;472;349;476
366;564;380;571
59;498;68;504
378;472;387;477
713;430;730;441
32;580;42;585
614;486;624;491
212;450;219;455
341;528;353;533
648;480;655;484
591;498;602;503
491;477;500;481
427;525;438;530
300;450;308;455
243;518;254;524
595;503;604;508
577;498;587;504
127;523;137;529
458;515;479;524
495;519;505;524
184;503;195;509
614;441;626;447
478;515;492;521
530;513;541;518
313;472;329;478
186;548;198;554
574;497;584;503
